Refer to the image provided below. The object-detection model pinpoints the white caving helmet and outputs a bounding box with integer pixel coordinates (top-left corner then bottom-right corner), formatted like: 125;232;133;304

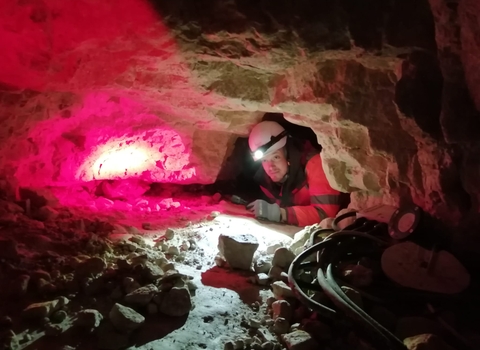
248;121;288;161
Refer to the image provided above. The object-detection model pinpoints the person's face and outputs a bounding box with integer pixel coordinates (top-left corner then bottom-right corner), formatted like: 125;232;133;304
262;148;288;183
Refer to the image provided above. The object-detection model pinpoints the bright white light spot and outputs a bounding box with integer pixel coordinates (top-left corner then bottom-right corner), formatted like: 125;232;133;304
94;146;148;177
254;150;264;160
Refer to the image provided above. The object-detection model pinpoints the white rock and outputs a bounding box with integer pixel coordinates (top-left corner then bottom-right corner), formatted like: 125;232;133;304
271;281;294;299
281;330;319;350
218;233;259;271
266;243;283;255
254;257;272;274
256;273;270;286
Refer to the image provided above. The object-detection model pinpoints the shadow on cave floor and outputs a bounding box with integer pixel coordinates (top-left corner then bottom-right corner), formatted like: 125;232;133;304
201;266;262;305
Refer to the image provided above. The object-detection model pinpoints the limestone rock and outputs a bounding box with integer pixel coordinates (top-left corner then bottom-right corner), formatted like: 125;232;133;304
159;287;192;317
281;330;320;350
109;303;145;332
76;257;107;277
22;300;59;320
272;248;295;269
124;284;158;306
272;300;292;322
271;281;294;299
218;233;259;271
273;318;290;334
75;309;103;330
404;334;456;350
254;257;272;274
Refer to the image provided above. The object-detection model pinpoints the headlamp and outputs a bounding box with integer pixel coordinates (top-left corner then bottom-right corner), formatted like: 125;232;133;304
252;130;288;161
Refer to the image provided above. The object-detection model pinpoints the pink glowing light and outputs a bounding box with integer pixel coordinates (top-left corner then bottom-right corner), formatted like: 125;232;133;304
94;146;149;177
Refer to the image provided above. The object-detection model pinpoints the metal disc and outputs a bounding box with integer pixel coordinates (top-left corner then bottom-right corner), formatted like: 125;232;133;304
388;205;422;240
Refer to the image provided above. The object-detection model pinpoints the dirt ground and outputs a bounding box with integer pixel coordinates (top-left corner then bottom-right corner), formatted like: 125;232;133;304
0;189;303;350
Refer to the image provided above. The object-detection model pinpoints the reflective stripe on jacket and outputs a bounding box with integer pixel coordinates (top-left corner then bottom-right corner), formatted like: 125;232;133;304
260;154;341;226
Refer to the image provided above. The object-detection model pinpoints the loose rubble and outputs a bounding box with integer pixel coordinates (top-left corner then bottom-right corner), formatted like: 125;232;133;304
0;188;475;350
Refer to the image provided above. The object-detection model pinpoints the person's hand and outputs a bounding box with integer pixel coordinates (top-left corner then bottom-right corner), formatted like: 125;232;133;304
246;200;281;222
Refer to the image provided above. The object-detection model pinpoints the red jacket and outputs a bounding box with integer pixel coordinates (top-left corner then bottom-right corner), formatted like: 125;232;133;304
260;153;341;226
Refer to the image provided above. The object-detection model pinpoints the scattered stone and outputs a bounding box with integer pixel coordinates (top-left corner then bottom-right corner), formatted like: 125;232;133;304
22;300;59;320
404;334;456;350
130;254;148;266
234;339;245;349
75;309;103;330
249;318;262;328
76;257;107;277
272;300;292;321
109;303;145;332
124;284;158;306
273;317;290;334
165;228;175;240
266;297;276;307
159;287;192;317
161;262;176;272
290;323;300;332
186;280;198;292
44;323;64;336
268;266;284;281
256;273;270;286
167;245;180;256
272;248;295;269
143;261;165;281
281;330;320;350
271;281;294;299
129;235;146;247
51;310;67;324
224;341;235;350
261;342;274;350
254;258;272;274
218;233;259;270
215;254;227;267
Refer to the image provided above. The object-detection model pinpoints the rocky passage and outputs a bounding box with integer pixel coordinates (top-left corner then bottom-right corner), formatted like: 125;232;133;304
0;186;479;350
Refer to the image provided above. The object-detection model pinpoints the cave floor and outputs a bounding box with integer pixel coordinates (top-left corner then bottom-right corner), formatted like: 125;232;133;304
0;193;302;350
1;191;480;350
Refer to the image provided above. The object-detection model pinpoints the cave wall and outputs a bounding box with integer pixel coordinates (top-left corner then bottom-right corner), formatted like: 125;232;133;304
0;0;479;235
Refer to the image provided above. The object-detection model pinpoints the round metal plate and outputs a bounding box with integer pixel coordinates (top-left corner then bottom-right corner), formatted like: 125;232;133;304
388;205;422;240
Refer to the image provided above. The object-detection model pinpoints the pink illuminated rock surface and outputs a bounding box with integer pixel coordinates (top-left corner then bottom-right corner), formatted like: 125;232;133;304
0;0;479;238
